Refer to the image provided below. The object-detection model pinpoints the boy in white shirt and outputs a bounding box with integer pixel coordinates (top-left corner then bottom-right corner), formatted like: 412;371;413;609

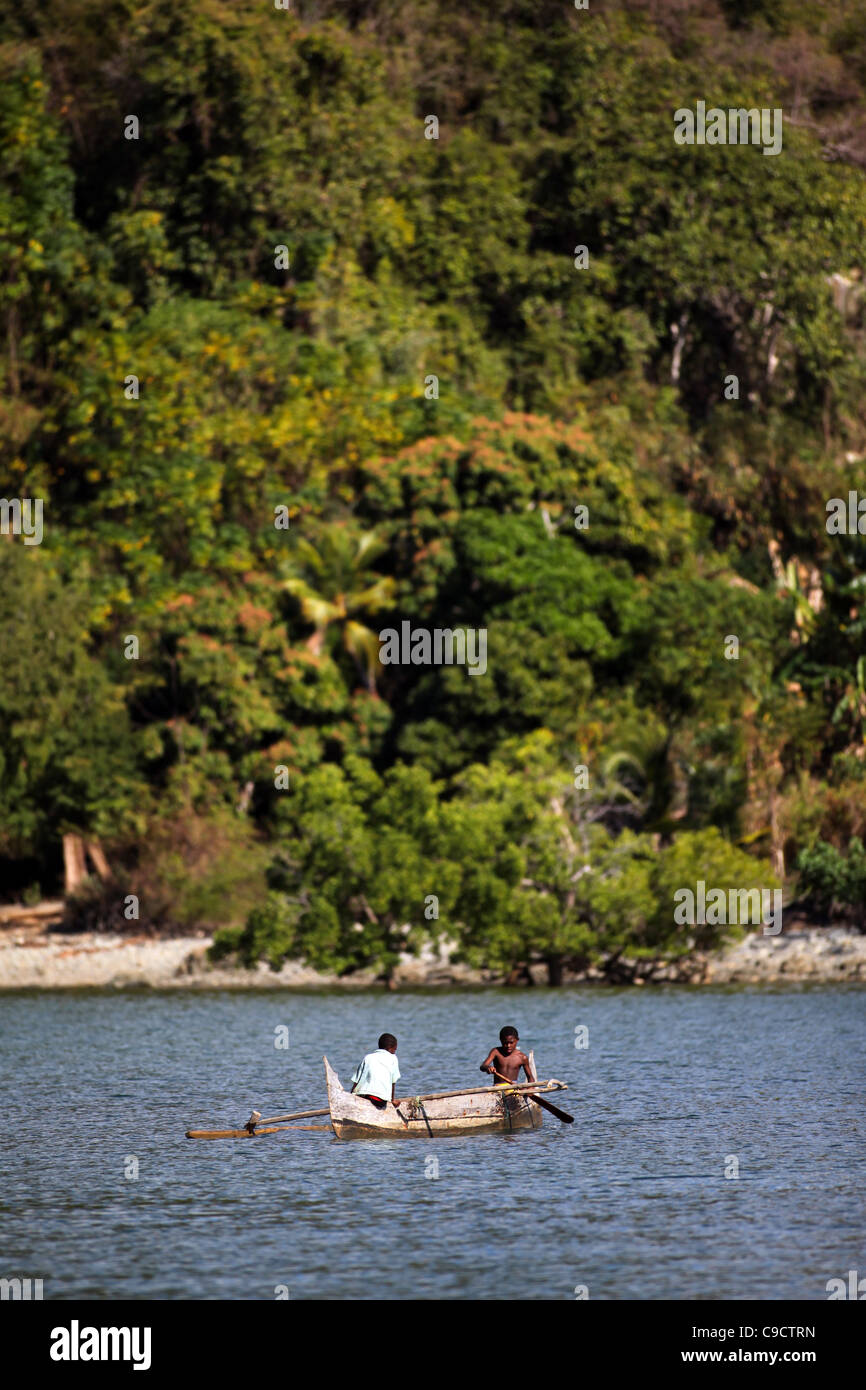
350;1033;401;1110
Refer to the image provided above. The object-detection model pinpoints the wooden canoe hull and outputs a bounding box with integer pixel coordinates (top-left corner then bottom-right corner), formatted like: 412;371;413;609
324;1054;544;1139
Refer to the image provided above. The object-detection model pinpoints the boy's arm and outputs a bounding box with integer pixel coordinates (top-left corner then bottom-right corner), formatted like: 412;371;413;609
480;1048;498;1074
522;1053;537;1083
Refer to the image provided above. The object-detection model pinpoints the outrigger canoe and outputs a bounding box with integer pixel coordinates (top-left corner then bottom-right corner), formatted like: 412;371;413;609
326;1052;549;1139
185;1055;570;1140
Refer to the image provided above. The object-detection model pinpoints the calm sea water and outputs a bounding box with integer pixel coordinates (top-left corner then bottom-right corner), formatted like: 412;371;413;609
1;986;863;1300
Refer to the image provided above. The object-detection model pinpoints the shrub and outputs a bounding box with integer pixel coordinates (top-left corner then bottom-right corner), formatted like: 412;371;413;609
796;838;866;927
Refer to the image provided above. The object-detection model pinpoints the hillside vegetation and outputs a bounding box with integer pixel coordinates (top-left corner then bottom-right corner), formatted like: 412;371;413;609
1;0;865;980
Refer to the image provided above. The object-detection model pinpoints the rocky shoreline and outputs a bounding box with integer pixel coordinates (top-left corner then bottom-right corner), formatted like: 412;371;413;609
0;906;863;990
667;927;866;986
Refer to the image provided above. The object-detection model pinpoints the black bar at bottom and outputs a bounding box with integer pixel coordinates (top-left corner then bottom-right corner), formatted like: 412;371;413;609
5;1297;861;1376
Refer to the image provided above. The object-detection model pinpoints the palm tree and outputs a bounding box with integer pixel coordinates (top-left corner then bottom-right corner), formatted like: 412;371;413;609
771;551;822;645
833;655;866;747
282;523;395;691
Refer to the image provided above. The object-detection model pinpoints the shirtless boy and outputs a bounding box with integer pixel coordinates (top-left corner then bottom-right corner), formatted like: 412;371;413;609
480;1026;536;1084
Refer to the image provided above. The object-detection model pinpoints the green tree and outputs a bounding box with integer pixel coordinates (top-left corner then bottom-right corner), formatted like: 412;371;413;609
215;758;459;978
0;545;144;885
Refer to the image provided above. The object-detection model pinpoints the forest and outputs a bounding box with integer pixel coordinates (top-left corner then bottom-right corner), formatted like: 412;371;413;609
1;0;865;983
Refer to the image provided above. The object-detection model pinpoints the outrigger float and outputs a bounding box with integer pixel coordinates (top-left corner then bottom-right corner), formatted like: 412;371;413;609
186;1054;571;1141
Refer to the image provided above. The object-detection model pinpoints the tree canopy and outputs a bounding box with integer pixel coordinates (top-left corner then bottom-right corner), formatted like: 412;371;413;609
1;0;865;972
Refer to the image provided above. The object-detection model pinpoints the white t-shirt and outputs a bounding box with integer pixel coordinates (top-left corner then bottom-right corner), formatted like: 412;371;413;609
351;1049;401;1099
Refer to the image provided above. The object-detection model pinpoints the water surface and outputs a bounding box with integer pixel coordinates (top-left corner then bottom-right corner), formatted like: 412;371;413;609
1;986;863;1299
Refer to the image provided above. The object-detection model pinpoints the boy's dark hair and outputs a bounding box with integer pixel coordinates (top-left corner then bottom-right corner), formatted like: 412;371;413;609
378;1033;398;1050
500;1026;518;1044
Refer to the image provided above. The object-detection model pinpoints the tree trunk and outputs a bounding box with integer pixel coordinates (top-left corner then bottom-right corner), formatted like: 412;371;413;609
546;956;564;987
670;311;688;384
63;834;88;895
768;783;784;882
86;839;112;882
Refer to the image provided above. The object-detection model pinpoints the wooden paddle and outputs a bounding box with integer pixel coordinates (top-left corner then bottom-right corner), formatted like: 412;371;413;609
492;1069;574;1124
